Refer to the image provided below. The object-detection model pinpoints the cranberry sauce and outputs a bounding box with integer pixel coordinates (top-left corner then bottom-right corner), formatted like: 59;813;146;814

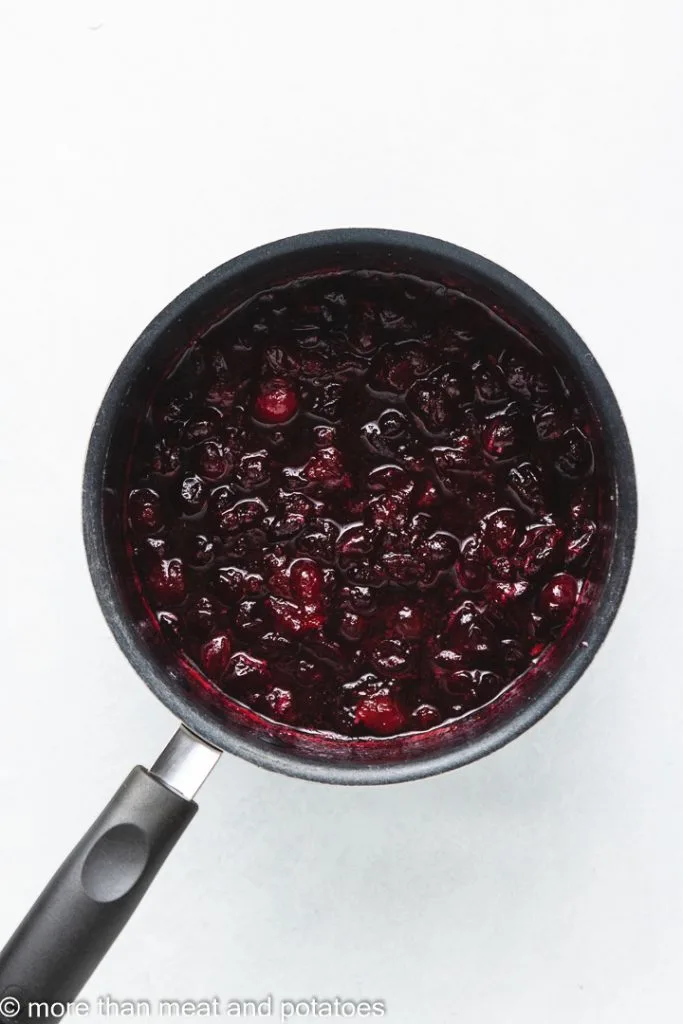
124;271;604;738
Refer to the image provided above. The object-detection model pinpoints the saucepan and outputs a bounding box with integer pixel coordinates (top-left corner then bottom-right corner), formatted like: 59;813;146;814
0;229;637;1019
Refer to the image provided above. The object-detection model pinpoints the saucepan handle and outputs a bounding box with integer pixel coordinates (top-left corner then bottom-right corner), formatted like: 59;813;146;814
0;729;220;1022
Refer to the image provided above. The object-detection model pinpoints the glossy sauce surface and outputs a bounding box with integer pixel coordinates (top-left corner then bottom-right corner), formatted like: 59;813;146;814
124;271;603;737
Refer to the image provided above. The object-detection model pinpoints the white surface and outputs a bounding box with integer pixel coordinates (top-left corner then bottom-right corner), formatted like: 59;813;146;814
0;2;681;1022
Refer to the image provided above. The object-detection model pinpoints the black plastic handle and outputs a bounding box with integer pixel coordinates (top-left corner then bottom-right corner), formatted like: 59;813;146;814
0;767;197;1022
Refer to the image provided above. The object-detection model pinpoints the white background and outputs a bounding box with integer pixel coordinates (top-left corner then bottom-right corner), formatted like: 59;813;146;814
1;2;681;1022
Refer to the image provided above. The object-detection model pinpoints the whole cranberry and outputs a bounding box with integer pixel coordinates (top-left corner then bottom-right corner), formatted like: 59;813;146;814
345;585;375;612
339;610;366;642
378;408;408;438
302;379;344;421
370;638;416;677
337;524;379;561
482;508;521;553
412;704;443;728
518;523;563;578
502;351;554;402
146;558;186;606
178;475;207;515
304;446;346;485
418;532;458;568
271;491;317;539
290;558;324;604
367;491;411;530
313;425;337;446
539;573;578;619
236;451;270;489
440;671;478;714
371;342;433;393
145;557;185;602
182;409;222;446
297;520;339;562
253;378;299;424
481;404;525;458
354;694;407;735
129;488;162;533
195;441;230;480
444;601;495;660
264;687;296;721
267;565;293;599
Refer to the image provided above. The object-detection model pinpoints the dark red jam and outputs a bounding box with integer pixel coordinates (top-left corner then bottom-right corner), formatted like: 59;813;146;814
124;271;604;738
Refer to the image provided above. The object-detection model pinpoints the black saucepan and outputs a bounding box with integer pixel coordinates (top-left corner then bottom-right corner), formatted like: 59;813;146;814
0;230;637;1020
